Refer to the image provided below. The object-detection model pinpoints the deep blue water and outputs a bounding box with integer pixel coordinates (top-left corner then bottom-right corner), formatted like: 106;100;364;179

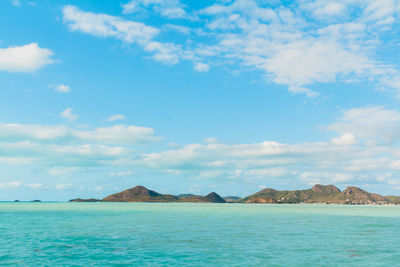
0;203;399;266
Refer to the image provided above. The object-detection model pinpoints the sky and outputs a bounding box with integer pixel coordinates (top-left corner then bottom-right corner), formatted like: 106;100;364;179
1;0;400;200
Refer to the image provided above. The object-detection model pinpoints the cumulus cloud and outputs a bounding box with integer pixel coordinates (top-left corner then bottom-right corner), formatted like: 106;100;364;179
1;106;400;190
0;43;55;72
135;138;394;186
54;84;71;93
60;108;78;122
327;106;400;144
330;133;357;146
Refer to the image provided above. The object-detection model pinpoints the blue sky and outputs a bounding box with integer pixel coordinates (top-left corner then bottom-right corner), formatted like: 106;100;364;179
1;0;400;200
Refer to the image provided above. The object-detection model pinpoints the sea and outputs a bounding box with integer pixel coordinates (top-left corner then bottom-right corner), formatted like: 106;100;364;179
0;202;399;266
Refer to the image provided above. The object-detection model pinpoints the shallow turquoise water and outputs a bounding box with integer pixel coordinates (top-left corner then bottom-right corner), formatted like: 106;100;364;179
0;203;399;266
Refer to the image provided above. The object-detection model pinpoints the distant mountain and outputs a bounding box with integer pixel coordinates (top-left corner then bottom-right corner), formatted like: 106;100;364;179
179;192;226;203
102;186;178;202
240;184;395;204
176;194;198;199
223;196;242;202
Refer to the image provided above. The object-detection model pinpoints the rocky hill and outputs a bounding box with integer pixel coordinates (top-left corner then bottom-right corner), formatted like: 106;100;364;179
102;186;178;202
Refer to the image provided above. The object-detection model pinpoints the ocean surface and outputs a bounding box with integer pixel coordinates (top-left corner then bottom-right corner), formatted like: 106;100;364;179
0;203;399;266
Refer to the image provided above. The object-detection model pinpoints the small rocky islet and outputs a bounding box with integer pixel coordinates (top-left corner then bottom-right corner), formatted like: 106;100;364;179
69;184;400;204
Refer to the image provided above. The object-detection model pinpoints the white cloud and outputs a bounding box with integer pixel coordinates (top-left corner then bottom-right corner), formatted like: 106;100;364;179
194;62;210;72
55;184;72;190
288;86;319;98
48;167;81;177
362;0;399;26
143;41;181;64
163;24;191;35
55;84;71;93
263;39;371;90
63;5;183;65
60;108;78;122
122;1;136;14
110;171;133;177
204;137;218;144
74;124;161;145
300;172;354;185
313;2;346;17
327;106;400;143
0;122;160;145
62;1;400;97
330;133;357;146
0;181;22;188
106;114;126;122
63;5;159;44
0;43;54;72
27;183;43;189
12;0;21;7
0;123;68;140
1;106;400;189
122;0;188;19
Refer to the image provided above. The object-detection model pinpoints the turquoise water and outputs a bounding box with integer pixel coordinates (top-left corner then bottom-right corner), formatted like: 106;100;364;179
1;203;400;266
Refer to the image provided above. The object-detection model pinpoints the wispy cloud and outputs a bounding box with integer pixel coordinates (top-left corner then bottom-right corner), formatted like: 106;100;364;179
105;114;126;122
11;0;21;7
122;0;188;19
62;1;400;97
0;122;161;145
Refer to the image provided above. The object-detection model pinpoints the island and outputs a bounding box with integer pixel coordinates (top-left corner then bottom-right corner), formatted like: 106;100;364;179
240;184;400;204
69;198;102;202
69;184;400;204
